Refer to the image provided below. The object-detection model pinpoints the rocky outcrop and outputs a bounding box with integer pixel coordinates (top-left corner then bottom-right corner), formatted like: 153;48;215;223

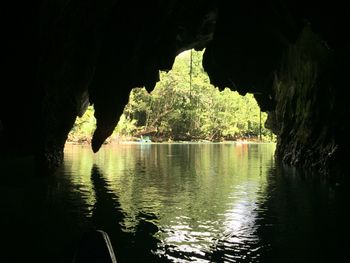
266;26;349;179
1;1;349;177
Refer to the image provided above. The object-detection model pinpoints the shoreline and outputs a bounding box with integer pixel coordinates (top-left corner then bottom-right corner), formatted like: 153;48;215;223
65;139;276;146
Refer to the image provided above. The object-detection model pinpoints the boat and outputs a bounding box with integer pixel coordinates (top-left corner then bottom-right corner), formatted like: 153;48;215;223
137;135;152;143
72;230;117;263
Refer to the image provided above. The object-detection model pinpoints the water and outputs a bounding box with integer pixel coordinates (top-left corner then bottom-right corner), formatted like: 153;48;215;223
0;143;348;262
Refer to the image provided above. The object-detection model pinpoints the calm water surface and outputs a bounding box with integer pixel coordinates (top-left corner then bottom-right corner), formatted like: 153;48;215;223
0;143;348;262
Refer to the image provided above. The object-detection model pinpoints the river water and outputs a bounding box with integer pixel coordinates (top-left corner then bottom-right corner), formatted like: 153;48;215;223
0;143;348;262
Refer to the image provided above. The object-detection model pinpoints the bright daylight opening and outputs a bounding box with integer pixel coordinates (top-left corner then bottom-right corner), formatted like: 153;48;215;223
64;49;278;262
67;49;275;144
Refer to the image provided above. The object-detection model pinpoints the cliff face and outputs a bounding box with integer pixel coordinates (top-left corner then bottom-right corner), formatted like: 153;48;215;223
1;1;349;178
266;27;349;179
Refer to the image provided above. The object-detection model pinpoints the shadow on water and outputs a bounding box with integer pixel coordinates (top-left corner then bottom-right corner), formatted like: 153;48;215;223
252;162;349;263
89;164;166;263
0;156;165;263
0;156;86;263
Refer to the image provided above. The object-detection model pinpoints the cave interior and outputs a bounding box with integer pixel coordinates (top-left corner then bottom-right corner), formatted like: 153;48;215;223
1;0;349;179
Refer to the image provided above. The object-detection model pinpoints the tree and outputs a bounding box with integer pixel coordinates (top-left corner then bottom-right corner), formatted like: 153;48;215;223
68;49;275;143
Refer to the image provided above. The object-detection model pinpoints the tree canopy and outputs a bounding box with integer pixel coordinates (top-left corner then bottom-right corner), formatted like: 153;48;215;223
68;50;274;143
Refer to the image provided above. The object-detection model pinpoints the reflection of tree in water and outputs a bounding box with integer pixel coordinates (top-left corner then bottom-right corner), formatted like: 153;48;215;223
90;164;167;262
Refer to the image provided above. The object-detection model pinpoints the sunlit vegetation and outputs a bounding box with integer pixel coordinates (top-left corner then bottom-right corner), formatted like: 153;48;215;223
68;50;275;143
67;106;96;143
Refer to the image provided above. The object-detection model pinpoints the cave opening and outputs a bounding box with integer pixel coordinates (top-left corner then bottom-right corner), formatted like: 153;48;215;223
1;1;350;262
67;49;275;147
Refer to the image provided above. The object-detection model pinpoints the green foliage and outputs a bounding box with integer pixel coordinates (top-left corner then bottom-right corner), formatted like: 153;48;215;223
113;114;138;136
68;49;275;143
68;106;96;143
117;49;274;142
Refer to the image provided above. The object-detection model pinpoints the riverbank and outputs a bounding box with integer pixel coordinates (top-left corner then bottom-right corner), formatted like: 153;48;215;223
66;135;275;145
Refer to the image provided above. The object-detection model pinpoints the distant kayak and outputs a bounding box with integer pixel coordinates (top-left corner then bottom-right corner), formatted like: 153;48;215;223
136;135;152;143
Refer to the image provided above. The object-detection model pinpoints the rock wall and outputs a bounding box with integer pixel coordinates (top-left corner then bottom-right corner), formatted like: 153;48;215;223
267;26;349;179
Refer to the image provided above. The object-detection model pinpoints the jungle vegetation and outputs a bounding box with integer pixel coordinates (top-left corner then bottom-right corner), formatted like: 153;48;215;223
68;50;275;143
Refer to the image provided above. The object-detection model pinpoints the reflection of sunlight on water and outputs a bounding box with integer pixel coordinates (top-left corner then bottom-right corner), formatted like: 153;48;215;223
155;181;265;262
223;184;260;238
154;158;270;262
63;143;275;262
221;195;260;244
208;179;268;262
156;217;218;262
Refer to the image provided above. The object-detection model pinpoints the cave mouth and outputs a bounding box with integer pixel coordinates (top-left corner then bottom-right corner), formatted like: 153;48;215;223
1;2;350;262
1;1;349;178
67;49;275;146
